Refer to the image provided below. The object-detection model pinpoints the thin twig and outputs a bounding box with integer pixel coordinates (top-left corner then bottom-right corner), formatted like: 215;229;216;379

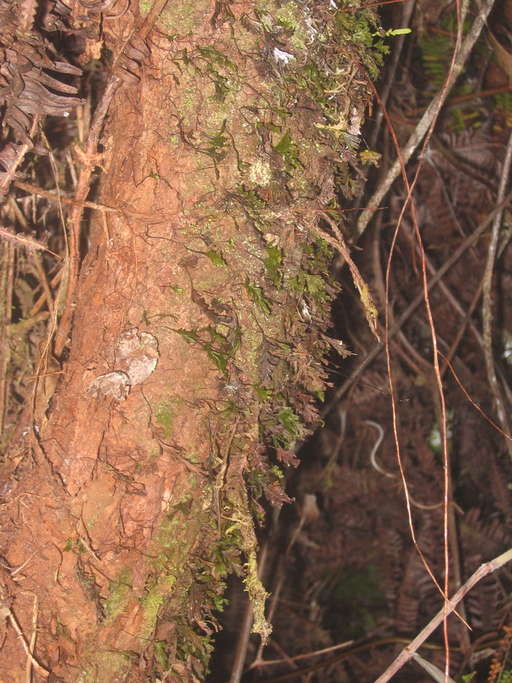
1;603;49;678
229;510;277;683
369;0;416;149
441;352;512;441
375;548;512;682
481;127;512;461
357;0;495;237
53;75;121;357
321;192;512;419
31;252;55;319
253;636;447;671
0;118;39;199
0;240;14;436
25;593;38;683
0;226;59;256
259;637;449;682
314;213;379;340
440;224;512;379
13;180;119;213
229;597;255;683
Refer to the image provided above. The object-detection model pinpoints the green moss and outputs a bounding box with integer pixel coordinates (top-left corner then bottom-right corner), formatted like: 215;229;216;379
144;0;383;661
258;0;318;53
155;401;180;437
79;651;137;682
141;575;177;638
104;568;133;623
155;0;211;34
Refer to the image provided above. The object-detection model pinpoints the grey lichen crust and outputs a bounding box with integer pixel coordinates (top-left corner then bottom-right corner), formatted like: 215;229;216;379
86;371;131;401
116;328;159;386
86;328;159;400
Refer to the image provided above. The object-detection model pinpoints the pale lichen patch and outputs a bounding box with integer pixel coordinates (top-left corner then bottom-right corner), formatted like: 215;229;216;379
248;159;273;186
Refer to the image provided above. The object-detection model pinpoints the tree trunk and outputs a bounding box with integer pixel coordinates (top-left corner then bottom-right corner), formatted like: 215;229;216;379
0;0;380;679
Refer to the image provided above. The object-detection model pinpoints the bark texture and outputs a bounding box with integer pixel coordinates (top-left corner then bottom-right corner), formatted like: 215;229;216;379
0;0;381;679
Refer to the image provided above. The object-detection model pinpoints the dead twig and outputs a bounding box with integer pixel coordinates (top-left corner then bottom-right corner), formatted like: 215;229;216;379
13;180;119;213
25;593;38;683
229;537;272;683
0;118;39;199
53;75;121;357
481;127;512;461
375;548;512;682
0;226;59;256
257;637;449;682
321;191;512;419
252;636;446;671
369;0;416;149
356;0;495;238
0;602;49;678
30;252;55;319
314;213;380;341
0;241;14;436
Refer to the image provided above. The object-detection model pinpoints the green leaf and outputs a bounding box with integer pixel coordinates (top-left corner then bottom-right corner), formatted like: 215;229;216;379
207;348;228;374
206;326;227;345
174;328;200;344
154;641;168;671
206;249;227;266
274;130;293;155
245;280;272;316
264;246;282;287
253;384;273;401
385;27;412;36
314;389;325;402
197;46;236;70
277;406;300;436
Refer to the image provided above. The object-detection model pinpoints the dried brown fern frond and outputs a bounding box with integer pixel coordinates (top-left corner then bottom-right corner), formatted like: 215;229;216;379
0;34;82;143
461;508;512;558
394;515;443;634
464;553;508;632
489;457;512;521
488;625;512;683
394;551;423;634
0;0;83;200
0;141;21;186
117;35;150;84
380;527;405;608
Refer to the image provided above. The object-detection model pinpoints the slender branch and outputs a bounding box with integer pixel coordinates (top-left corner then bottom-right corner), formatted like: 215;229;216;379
357;0;496;237
1;603;49;678
13;180;118;213
375;548;512;682
53;75;121;357
321;192;512;419
369;0;416;149
25;594;39;683
0;118;39;199
481;128;512;460
0;226;60;256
